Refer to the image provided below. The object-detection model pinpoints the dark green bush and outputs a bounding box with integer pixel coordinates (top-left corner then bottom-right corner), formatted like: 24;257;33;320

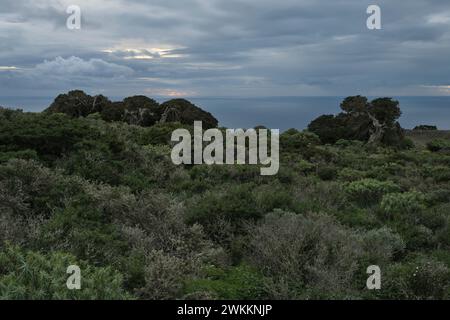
427;139;450;152
414;125;437;131
317;165;338;181
38;204;128;266
184;265;265;299
0;111;99;162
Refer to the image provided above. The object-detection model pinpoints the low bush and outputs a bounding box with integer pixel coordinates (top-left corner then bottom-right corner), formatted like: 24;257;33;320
381;256;450;300
317;165;338;181
427;139;450;152
380;191;426;220
184;265;265;299
246;210;363;299
0;245;130;300
345;179;400;205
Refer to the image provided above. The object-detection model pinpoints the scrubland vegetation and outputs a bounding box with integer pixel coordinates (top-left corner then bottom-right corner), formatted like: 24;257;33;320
0;92;449;300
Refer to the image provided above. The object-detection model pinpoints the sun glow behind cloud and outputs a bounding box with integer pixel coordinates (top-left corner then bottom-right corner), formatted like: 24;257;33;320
144;88;197;97
421;85;450;94
102;46;187;60
0;66;19;71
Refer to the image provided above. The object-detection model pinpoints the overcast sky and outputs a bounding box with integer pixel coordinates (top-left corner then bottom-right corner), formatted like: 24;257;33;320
1;0;450;99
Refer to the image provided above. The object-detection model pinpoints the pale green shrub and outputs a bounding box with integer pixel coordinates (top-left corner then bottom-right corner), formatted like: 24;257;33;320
345;178;400;204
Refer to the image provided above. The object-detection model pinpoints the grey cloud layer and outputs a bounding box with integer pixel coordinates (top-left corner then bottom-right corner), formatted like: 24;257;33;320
0;0;449;98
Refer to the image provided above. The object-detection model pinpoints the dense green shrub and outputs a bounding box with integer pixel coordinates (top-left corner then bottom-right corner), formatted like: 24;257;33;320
317;165;338;181
184;265;265;299
38;204;128;266
0;150;38;163
334;206;379;229
335;139;365;149
0;159;67;217
297;159;315;175
345;179;400;205
401;225;436;251
0;245;130;300
0;111;99;162
138;122;191;145
430;166;450;182
281;129;321;151
400;138;415;150
427;139;450;152
253;184;294;212
293;179;347;214
381;256;450;300
338;168;366;182
435;216;450;248
380;191;426;220
186;184;261;225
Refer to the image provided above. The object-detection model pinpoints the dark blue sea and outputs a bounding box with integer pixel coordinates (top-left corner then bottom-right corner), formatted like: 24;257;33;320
1;96;449;131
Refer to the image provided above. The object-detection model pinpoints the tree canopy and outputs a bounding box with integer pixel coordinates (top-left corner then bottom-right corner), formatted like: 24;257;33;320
45;90;218;129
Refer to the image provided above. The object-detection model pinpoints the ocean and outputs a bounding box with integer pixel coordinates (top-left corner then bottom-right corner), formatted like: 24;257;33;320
1;96;449;131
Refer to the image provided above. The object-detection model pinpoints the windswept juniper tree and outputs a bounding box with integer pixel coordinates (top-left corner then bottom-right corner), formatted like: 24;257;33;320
45;90;218;129
308;96;404;146
46;90;112;118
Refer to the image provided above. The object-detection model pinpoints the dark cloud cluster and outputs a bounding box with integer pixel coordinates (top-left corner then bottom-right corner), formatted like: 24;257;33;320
0;0;449;98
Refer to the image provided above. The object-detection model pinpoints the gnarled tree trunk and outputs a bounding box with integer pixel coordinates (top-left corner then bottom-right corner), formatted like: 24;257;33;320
367;112;385;145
